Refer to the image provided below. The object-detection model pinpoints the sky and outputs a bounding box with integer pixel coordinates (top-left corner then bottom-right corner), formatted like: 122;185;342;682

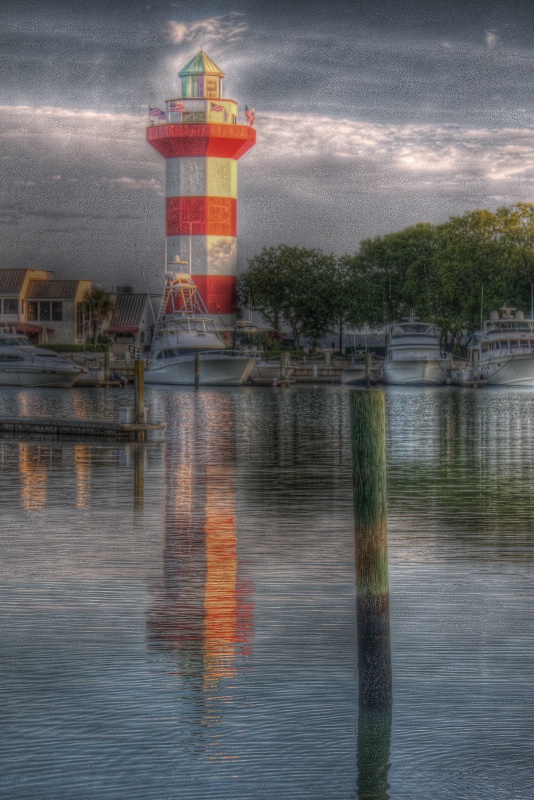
2;0;534;291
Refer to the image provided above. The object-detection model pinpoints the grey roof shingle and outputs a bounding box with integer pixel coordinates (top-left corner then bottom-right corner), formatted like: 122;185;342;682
0;270;30;294
26;280;80;299
108;294;147;328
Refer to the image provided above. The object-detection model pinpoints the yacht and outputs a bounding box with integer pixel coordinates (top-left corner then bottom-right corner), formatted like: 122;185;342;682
144;272;257;386
470;306;534;386
382;320;452;385
0;331;84;387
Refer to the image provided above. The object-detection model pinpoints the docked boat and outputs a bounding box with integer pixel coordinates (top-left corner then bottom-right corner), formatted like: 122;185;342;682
0;331;83;387
144;271;257;386
470;306;534;386
449;365;487;388
382;320;452;385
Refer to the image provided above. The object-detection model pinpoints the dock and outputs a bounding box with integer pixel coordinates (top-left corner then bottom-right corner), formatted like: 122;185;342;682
0;416;165;440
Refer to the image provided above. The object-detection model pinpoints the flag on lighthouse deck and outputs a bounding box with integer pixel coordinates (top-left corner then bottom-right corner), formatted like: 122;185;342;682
149;107;166;119
169;100;185;112
245;105;256;126
210;102;224;112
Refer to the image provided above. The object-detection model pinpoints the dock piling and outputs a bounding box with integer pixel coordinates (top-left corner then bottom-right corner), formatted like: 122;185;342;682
194;353;200;389
350;389;392;709
134;359;145;441
350;388;392;798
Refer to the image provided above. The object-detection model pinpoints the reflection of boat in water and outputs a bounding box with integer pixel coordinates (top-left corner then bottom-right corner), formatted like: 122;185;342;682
0;331;83;387
382;320;451;385
144;272;256;386
340;353;382;385
470;306;534;386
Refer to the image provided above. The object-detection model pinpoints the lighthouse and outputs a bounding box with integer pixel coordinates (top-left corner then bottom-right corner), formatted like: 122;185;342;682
147;51;256;328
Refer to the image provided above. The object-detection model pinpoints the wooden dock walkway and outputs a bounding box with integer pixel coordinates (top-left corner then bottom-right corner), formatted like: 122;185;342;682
0;416;165;440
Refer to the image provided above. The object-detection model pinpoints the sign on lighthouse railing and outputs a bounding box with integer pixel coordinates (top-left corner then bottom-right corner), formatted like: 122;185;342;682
147;50;256;328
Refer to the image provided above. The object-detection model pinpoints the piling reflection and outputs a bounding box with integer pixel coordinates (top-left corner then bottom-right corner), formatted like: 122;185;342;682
146;392;254;756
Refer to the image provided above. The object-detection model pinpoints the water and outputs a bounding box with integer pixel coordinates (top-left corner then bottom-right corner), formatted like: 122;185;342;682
0;385;533;799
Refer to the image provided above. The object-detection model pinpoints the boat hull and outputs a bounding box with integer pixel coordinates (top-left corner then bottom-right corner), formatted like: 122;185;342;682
382;359;449;385
0;366;82;388
479;354;534;386
145;354;257;386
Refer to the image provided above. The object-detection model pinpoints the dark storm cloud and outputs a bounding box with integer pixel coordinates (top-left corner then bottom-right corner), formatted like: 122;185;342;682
2;0;534;286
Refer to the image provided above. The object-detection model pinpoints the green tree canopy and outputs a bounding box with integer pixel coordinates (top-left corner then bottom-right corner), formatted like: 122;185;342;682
238;245;341;347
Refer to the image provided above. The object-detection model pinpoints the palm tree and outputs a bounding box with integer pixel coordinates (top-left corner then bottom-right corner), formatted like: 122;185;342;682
81;287;114;342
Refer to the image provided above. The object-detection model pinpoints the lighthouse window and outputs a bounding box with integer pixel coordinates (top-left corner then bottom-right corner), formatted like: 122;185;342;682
205;77;219;98
191;76;204;97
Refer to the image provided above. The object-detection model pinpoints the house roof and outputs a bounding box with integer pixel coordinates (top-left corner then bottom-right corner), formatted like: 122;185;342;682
26;280;81;300
107;293;148;333
178;50;224;78
0;269;30;294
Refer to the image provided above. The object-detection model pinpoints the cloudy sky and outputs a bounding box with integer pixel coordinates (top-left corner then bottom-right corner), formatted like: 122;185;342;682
2;0;534;290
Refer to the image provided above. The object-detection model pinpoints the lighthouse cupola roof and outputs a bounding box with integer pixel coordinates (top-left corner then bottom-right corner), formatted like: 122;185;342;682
178;50;224;78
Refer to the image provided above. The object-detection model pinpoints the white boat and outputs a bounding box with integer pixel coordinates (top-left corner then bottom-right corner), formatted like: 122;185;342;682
0;331;83;387
470;306;534;386
382;320;452;385
144;271;256;386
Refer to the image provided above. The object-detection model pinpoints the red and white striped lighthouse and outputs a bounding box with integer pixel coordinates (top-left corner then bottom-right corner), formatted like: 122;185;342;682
147;50;256;326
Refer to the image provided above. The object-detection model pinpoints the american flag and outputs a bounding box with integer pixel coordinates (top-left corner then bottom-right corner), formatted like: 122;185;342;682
170;100;185;112
245;105;256;126
149;107;166;119
210;102;224;112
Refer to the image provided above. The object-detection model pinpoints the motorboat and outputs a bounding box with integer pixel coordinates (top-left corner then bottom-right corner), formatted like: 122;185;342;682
0;331;83;387
469;306;534;386
144;271;257;386
382;319;452;385
449;364;487;388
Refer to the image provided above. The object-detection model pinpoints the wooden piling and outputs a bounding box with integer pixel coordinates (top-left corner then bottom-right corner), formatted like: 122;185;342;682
133;445;144;511
350;389;392;709
104;351;110;382
280;352;286;380
134;359;145;441
194;352;200;388
357;706;392;800
365;351;371;388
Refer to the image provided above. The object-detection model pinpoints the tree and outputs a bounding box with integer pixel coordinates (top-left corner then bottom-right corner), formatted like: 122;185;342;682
239;245;340;347
81;287;114;342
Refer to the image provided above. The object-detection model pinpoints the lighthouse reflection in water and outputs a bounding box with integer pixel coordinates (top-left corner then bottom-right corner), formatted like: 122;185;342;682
147;391;254;756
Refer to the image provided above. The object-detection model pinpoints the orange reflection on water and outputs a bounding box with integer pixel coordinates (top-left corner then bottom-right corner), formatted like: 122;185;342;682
74;444;91;509
19;442;49;510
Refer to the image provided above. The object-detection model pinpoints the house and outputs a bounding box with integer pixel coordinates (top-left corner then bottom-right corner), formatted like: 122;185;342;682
24;279;92;344
105;288;161;355
0;268;92;344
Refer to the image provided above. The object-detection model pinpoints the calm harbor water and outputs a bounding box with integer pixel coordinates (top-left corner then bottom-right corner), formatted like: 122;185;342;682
0;385;533;799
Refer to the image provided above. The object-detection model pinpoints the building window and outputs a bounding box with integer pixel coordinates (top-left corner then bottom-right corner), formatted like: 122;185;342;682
191;76;204;97
39;302;51;321
3;298;18;314
26;301;38;321
52;302;63;321
182;111;205;123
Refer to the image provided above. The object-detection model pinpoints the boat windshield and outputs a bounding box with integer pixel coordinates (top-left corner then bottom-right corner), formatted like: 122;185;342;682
0;336;32;346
